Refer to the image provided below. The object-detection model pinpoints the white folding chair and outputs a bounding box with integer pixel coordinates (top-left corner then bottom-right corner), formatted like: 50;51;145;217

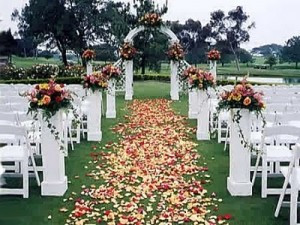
252;125;300;198
275;144;300;225
0;125;37;198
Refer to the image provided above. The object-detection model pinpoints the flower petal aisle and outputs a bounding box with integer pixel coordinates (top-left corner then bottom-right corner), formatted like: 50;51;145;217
65;99;230;225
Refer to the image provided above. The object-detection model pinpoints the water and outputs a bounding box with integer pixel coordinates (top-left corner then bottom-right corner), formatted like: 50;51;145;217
220;76;300;84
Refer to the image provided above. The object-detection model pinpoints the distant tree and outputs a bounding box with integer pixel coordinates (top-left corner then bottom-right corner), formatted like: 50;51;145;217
93;44;118;63
238;48;254;67
209;6;255;71
15;36;39;57
265;55;277;68
282;36;300;69
251;44;283;57
0;29;17;62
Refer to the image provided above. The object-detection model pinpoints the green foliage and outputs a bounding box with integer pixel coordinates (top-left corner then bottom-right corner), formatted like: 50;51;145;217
282;36;300;68
252;44;283;57
0;29;17;59
265;55;277;68
238;48;254;65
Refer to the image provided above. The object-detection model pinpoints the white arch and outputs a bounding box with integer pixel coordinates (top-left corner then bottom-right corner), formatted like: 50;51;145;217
124;25;179;44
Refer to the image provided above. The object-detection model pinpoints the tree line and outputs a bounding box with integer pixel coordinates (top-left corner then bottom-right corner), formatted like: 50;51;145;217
0;0;299;71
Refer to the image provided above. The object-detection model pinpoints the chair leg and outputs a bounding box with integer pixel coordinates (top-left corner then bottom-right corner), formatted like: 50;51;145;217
290;172;298;225
224;126;230;151
275;166;293;217
22;160;29;198
252;152;262;186
76;123;80;144
29;149;40;186
262;158;268;198
68;127;74;151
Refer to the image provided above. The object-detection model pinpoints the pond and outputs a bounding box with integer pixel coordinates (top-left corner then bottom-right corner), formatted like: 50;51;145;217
219;76;300;84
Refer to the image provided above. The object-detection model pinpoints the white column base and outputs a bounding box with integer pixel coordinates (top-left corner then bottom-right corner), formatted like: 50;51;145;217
106;111;116;119
171;93;179;101
197;131;210;141
125;95;133;101
87;131;102;142
227;177;252;196
41;176;68;196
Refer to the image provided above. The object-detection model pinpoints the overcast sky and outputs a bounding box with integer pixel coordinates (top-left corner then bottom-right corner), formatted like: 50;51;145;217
0;0;299;50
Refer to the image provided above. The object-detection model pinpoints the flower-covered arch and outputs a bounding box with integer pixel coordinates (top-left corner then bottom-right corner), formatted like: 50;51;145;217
115;25;186;101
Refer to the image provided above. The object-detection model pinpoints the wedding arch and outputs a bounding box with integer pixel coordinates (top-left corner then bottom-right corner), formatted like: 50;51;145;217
113;25;189;101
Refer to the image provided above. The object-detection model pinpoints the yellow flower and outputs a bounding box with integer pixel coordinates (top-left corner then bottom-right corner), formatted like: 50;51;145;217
232;93;242;101
191;75;198;80
40;83;49;90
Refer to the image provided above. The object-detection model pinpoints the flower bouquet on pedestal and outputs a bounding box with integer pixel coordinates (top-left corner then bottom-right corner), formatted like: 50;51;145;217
83;71;109;141
24;79;75;196
217;78;265;196
183;67;216;140
207;49;221;61
82;49;96;75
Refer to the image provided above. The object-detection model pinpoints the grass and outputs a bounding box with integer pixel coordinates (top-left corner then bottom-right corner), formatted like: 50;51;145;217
0;81;289;225
10;56;300;78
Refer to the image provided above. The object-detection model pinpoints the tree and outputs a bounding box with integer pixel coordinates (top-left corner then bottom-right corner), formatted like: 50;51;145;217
282;36;300;69
0;29;17;62
252;44;283;57
238;48;254;67
39;50;53;60
265;55;277;68
93;44;118;63
13;0;75;65
209;6;255;71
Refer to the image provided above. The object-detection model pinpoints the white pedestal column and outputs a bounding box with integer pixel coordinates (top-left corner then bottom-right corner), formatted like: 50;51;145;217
209;60;217;80
106;79;116;118
170;60;179;101
87;90;102;141
227;109;252;196
86;62;93;75
188;86;198;119
41;110;68;196
196;90;210;140
125;60;133;100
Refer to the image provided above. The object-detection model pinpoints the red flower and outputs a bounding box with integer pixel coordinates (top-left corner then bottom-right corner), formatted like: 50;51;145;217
223;214;232;220
55;96;62;103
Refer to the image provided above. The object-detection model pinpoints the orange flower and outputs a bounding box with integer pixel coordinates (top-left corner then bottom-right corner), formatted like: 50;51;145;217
243;97;251;106
42;95;51;105
54;84;62;92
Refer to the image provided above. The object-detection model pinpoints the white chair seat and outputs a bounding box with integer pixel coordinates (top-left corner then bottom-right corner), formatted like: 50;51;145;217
0;134;18;143
278;135;299;144
0;146;25;161
251;132;272;145
266;146;292;161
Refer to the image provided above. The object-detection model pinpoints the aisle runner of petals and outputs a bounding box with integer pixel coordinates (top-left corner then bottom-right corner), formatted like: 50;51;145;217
64;99;231;225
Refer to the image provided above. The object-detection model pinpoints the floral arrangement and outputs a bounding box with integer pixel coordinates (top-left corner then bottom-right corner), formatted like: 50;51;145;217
207;49;221;61
139;13;162;27
167;42;184;61
59;65;85;78
101;64;121;80
218;79;265;112
25;79;73;118
83;71;109;92
217;78;266;152
82;49;96;62
120;42;137;60
182;66;216;90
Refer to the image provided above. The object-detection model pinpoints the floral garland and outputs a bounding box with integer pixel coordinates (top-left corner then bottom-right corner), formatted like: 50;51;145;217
182;66;216;90
167;42;184;61
217;78;266;152
83;71;109;93
101;64;122;80
207;49;221;61
120;42;137;60
82;49;96;62
139;13;163;27
23;79;78;148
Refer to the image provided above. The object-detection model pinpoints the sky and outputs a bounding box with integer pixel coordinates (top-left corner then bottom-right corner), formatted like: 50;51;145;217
0;0;299;50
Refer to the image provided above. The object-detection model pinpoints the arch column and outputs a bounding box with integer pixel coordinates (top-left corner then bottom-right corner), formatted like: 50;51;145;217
170;60;179;100
125;60;134;100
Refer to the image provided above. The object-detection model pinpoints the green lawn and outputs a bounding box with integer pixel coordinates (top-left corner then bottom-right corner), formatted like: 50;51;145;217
10;56;300;78
0;81;289;225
